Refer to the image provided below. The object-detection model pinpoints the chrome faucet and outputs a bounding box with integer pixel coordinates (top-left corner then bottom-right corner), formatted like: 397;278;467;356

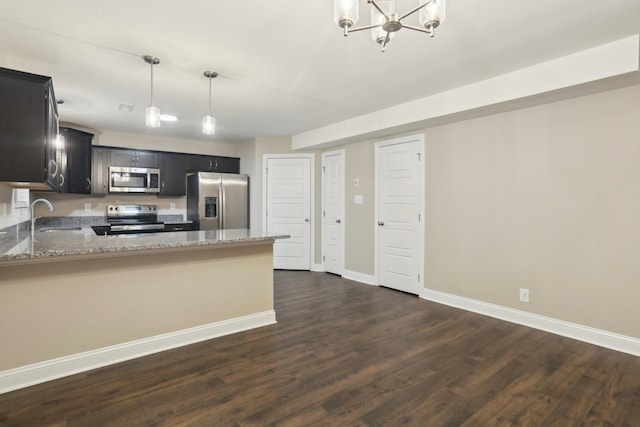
31;198;54;237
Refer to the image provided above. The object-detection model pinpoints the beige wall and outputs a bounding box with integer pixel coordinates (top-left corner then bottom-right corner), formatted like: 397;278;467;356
424;84;640;338
94;130;237;156
0;243;274;371
324;84;640;338
343;141;376;275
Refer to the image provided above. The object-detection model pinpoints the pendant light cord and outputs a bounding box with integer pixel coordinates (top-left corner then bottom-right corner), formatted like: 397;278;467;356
208;76;212;115
150;62;154;106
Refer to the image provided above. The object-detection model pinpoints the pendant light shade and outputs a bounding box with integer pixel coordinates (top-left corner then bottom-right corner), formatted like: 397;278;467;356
202;114;216;135
202;71;218;136
143;55;161;128
145;106;161;128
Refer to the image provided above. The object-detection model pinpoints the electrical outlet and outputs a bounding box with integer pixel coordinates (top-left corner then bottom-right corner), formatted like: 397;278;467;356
519;288;530;303
170;203;176;210
84;203;91;212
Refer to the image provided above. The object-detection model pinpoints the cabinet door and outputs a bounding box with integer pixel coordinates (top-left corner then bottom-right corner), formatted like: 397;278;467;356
135;150;159;168
110;148;159;168
215;156;240;174
159;153;187;195
62;128;93;194
186;154;214;172
0;69;48;184
45;81;61;190
109;149;133;166
91;147;109;195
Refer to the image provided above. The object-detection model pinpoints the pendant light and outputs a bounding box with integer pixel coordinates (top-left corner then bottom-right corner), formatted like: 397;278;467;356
202;70;218;135
143;55;161;128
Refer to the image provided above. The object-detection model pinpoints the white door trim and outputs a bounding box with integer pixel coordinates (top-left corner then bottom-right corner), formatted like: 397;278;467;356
374;134;425;294
321;149;346;275
262;153;315;270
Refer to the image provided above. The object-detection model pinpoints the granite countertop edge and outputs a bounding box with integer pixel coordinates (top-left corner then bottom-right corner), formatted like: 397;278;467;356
0;229;289;264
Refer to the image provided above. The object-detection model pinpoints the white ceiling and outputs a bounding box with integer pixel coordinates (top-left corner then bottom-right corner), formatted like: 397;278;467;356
1;0;639;144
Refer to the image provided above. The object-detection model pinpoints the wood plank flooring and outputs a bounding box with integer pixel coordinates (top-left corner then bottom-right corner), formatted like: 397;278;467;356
1;271;639;426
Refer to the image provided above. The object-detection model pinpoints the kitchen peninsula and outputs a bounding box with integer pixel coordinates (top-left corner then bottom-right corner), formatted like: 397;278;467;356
0;228;287;394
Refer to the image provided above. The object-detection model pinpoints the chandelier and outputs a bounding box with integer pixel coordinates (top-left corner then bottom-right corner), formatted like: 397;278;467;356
333;0;446;51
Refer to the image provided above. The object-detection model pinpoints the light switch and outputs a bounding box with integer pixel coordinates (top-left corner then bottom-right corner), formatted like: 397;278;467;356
84;203;92;212
354;195;364;205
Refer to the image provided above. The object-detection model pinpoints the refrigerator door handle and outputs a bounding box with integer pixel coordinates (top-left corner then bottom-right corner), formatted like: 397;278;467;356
220;185;224;230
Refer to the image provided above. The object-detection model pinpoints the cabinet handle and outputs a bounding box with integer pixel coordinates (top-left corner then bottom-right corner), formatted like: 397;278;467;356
336;219;341;224
378;221;384;226
59;174;65;187
304;218;310;223
49;159;58;178
103;182;107;191
86;178;91;191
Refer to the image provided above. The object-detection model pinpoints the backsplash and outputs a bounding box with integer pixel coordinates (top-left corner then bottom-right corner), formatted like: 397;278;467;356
0;187;30;232
30;192;186;218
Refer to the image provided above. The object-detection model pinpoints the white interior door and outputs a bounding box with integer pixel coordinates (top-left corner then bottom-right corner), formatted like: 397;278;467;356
265;156;312;270
322;150;345;275
376;136;424;295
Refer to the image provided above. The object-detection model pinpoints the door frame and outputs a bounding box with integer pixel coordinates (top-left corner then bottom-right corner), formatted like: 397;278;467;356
374;134;425;294
262;153;316;271
321;149;346;275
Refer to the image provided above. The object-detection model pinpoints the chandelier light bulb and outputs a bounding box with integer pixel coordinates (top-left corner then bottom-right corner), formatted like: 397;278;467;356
419;0;447;36
371;0;395;46
334;0;360;35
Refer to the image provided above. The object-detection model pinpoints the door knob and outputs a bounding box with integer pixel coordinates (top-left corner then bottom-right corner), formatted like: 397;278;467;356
378;221;384;226
304;218;310;222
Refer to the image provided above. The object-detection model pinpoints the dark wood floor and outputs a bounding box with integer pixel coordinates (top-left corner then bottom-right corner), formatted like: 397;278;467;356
1;271;639;426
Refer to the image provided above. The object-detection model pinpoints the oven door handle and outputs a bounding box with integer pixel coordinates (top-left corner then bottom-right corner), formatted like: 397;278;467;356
110;224;165;232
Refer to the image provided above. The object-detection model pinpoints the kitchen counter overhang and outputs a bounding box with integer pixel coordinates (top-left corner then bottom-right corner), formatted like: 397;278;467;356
0;228;289;266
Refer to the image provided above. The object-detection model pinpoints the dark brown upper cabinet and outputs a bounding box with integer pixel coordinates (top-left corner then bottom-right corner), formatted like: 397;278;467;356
110;148;159;168
59;127;94;194
159;152;188;196
0;67;59;190
186;155;240;174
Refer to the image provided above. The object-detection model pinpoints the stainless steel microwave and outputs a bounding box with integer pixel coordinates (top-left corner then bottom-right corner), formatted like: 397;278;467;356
109;166;160;193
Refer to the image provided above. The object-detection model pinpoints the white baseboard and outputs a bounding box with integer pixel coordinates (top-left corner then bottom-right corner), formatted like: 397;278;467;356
422;289;640;357
311;263;325;272
342;269;377;286
0;310;276;395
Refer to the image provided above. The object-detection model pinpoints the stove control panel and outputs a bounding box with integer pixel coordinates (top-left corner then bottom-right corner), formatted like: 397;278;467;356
107;204;158;218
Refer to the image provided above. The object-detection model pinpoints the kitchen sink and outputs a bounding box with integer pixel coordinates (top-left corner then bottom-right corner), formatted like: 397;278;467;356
39;226;82;232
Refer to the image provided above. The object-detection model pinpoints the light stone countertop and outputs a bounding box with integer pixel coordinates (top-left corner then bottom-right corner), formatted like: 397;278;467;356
0;227;289;265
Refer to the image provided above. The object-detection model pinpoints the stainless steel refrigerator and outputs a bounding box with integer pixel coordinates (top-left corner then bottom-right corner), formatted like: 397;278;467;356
186;172;249;230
